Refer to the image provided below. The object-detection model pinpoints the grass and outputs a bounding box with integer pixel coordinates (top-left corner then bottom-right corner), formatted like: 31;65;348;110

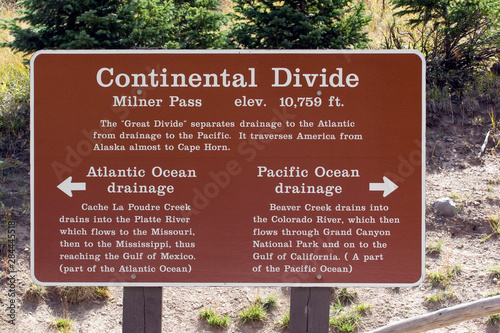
215;291;369;331
354;303;372;316
487;183;497;200
199;295;278;328
45;287;108;331
237;294;278;325
0;157;24;176
488;212;500;234
481;212;500;242
487;313;500;326
238;302;268;324
425;256;463;307
199;308;230;328
329;289;371;333
426;238;444;255
0;203;13;258
275;311;290;329
424;289;457;304
256;294;278;311
53;286;110;304
51;315;74;333
427;270;449;287
487;109;500;151
427;262;462;288
489;264;500;281
330;310;361;333
23;282;46;301
486;265;500;297
335;288;358;306
330;301;371;333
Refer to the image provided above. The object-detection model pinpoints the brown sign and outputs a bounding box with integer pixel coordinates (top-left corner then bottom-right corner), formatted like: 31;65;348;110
31;51;425;286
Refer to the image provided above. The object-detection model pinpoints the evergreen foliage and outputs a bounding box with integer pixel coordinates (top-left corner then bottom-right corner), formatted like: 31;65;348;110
3;0;137;53
131;0;177;48
2;0;230;53
231;0;370;49
173;0;230;49
132;0;229;49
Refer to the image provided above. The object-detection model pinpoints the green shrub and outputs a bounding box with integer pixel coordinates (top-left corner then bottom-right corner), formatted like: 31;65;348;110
391;0;500;91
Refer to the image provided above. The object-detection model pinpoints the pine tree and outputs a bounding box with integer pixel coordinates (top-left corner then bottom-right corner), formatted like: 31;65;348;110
3;0;230;53
3;0;137;54
130;0;230;49
231;0;370;49
130;0;178;48
173;0;230;49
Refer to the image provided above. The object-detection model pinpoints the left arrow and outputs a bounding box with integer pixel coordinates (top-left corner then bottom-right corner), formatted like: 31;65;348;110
57;177;86;197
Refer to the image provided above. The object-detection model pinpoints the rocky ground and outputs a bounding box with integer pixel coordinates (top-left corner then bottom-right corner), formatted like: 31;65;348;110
1;108;500;332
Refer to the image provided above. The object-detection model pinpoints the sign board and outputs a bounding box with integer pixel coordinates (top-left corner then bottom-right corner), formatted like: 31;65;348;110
31;50;425;286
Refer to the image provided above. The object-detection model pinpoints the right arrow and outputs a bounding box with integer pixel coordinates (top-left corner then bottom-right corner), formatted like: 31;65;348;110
369;176;398;197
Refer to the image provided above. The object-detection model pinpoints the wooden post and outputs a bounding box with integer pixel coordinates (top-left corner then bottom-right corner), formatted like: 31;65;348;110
290;287;331;333
122;287;163;333
369;295;500;333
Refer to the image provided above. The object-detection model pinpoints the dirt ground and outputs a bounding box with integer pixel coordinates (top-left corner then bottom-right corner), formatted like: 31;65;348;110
1;109;500;332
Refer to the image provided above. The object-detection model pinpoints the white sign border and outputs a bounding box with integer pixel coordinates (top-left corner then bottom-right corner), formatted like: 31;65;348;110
30;49;426;287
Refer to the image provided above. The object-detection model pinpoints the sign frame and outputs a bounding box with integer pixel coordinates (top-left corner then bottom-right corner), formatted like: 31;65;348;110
30;49;426;287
